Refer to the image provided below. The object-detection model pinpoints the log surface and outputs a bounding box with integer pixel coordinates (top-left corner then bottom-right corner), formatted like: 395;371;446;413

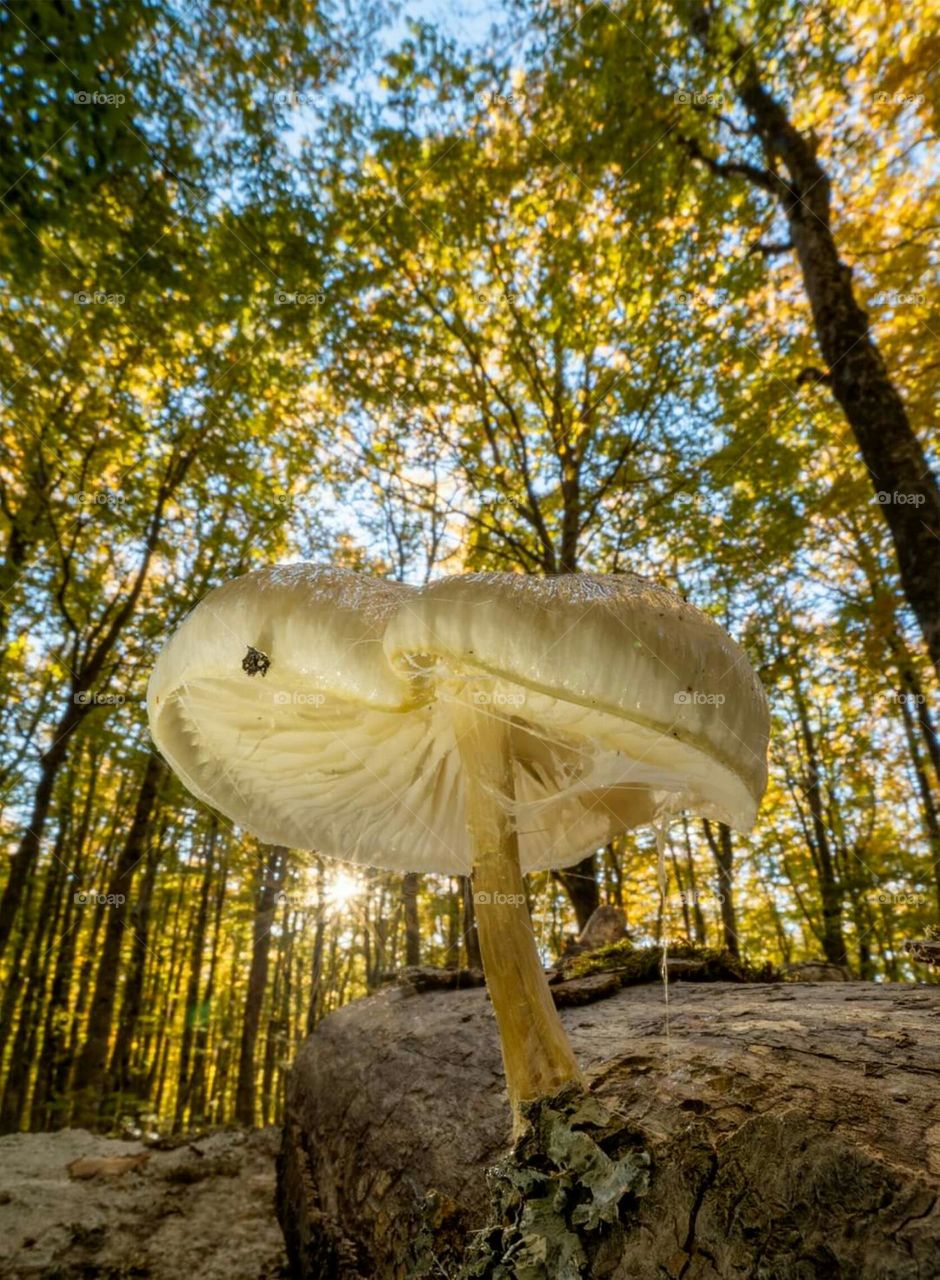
277;981;940;1278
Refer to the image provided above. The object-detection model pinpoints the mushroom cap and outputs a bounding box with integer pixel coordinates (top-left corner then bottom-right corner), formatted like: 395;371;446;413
148;565;769;874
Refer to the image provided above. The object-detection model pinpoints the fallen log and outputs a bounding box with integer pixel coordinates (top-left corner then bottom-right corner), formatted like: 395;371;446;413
277;980;940;1278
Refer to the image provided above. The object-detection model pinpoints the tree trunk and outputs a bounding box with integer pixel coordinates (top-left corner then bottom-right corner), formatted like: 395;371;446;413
278;980;940;1279
0;831;68;1132
897;692;940;913
726;52;940;671
460;875;482;970
0;713;78;959
235;844;288;1127
702;820;739;956
70;753;165;1126
106;817;164;1113
792;688;849;966
554;852;600;932
401;872;420;968
304;862;327;1037
174;819;218;1130
188;837;229;1126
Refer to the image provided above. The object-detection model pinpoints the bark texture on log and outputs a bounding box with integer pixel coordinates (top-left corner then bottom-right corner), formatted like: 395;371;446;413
277;981;940;1279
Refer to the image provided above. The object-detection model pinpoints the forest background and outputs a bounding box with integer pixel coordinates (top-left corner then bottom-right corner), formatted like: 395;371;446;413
0;0;937;1136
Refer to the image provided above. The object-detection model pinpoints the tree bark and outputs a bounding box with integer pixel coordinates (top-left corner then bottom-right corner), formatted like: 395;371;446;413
70;752;165;1125
174;818;218;1130
702;820;739;956
791;684;849;966
278;980;940;1279
401;872;421;968
106;817;164;1113
723;51;940;671
460;875;482;970
0;825;68;1132
235;844;288;1127
554;852;600;933
188;836;228;1125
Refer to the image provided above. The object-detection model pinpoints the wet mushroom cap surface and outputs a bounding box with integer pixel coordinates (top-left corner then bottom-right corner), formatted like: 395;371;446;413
147;565;769;874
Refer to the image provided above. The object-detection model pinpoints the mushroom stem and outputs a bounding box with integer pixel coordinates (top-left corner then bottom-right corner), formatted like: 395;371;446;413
451;692;583;1128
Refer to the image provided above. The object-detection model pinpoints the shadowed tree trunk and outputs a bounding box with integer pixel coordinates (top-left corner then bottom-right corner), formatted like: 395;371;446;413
235;844;289;1127
305;861;327;1036
106;817;165;1114
70;752;165;1126
790;686;849;966
174;818;218;1131
460;875;482;969
188;836;229;1126
554;852;600;933
0;825;69;1132
702;820;739;957
401;872;421;967
897;692;940;914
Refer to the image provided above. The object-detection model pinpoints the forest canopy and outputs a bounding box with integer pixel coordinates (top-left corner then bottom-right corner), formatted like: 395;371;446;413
0;0;937;1137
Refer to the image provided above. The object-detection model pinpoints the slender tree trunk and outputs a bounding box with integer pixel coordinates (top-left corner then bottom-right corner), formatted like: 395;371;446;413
174;819;217;1131
554;852;600;932
401;872;420;967
891;630;940;782
70;753;165;1126
791;693;848;966
189;838;228;1125
106;818;164;1111
460;875;482;969
304;863;327;1036
897;694;940;914
679;820;706;944
702;820;740;958
0;837;67;1131
235;845;288;1127
0;714;79;959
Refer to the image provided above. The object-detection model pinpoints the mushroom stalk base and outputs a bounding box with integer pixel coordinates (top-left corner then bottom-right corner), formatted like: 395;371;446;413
451;695;582;1128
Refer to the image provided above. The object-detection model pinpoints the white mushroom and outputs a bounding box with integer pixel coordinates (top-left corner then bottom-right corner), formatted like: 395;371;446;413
148;565;769;1121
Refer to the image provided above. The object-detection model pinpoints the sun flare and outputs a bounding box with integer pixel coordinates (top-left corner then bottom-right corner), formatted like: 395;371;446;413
325;869;362;911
